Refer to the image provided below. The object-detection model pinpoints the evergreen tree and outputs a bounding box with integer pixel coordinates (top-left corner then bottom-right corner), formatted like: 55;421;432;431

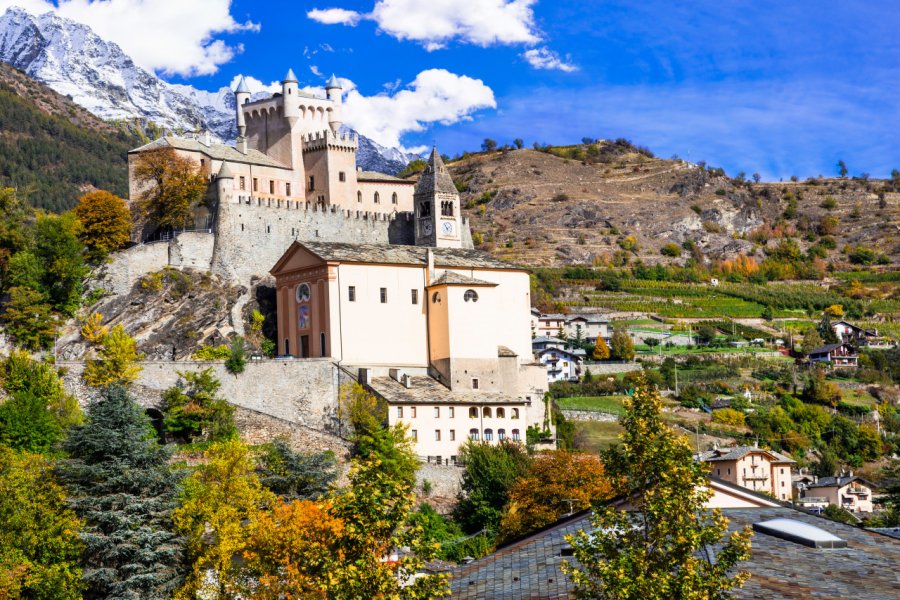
817;313;840;344
56;386;186;599
453;440;531;534
592;336;610;361
257;440;338;501
162;368;236;443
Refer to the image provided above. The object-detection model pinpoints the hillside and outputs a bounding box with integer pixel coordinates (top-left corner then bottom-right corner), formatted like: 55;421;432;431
447;143;900;268
0;61;142;211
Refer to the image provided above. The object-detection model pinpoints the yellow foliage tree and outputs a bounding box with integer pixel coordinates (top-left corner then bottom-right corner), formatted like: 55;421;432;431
82;324;143;388
592;336;610;361
824;304;844;318
80;312;108;344
132;147;208;230
73;190;132;261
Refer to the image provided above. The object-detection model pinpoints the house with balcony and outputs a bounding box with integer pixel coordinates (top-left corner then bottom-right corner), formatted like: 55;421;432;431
697;445;796;501
535;346;584;383
831;320;878;346
807;342;858;367
797;474;877;513
531;312;610;344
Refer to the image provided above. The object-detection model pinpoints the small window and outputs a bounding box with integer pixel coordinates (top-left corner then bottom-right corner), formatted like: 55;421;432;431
511;408;519;419
308;176;315;191
484;429;493;442
397;407;403;418
496;407;505;418
449;429;455;441
420;201;432;217
269;180;275;194
498;429;506;441
339;171;346;182
286;182;291;197
253;178;259;192
392;192;398;204
469;428;479;441
410;407;417;418
434;407;440;418
473;378;480;390
464;289;479;303
512;428;521;442
448;407;454;418
201;159;206;168
728;468;731;475
411;430;417;441
320;332;326;357
411;289;418;304
357;191;362;203
435;430;441;441
432;292;441;304
380;288;387;303
374;192;380;204
348;286;356;302
239;176;246;190
482;406;491;418
469;407;478;419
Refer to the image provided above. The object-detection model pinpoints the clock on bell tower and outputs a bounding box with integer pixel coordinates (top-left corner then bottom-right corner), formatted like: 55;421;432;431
413;146;463;248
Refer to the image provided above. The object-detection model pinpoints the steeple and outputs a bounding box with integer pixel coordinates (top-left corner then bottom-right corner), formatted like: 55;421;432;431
414;146;462;248
415;147;457;196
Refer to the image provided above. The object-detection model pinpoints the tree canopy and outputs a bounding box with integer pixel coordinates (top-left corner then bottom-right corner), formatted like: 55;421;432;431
132;147;208;231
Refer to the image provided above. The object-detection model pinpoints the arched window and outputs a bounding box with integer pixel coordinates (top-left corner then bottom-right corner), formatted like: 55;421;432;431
469;407;478;419
392;192;398;204
432;291;441;304
496;407;505;419
374;192;380;204
357;191;362;203
469;428;479;441
511;408;520;419
420;201;432;217
484;428;493;442
482;407;492;418
512;428;521;442
464;289;479;303
498;428;506;441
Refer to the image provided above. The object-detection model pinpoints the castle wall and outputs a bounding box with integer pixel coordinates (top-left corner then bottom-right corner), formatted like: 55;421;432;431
357;180;415;213
168;231;215;270
95;241;171;295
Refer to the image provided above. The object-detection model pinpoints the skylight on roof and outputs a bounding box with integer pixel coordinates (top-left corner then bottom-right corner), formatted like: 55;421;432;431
753;518;847;549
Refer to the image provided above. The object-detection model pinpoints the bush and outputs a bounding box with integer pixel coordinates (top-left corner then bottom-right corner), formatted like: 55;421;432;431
225;336;247;374
703;221;723;233
820;196;837;210
660;243;682;257
192;344;231;361
712;408;746;427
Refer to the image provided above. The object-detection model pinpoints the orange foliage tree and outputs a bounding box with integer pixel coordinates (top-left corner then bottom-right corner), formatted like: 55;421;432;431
73;190;132;260
718;253;759;278
132;147;207;230
498;450;612;543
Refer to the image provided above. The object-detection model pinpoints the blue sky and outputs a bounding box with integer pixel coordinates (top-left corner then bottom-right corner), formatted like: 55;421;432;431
21;0;898;180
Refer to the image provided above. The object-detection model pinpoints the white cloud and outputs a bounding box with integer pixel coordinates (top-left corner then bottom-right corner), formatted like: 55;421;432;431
1;0;259;76
310;65;323;77
308;0;539;48
522;47;577;72
306;7;362;26
228;74;279;95
342;68;496;151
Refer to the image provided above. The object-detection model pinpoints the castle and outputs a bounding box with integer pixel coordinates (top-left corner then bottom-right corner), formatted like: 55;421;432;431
123;71;549;460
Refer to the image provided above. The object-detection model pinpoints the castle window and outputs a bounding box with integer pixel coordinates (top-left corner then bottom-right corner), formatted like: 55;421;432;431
397;407;403;418
392;192;398;204
284;339;289;355
441;201;454;217
286;183;291;197
420;201;432;217
448;407;454;418
469;407;478;419
473;379;480;390
449;429;455;441
464;289;479;303
374;192;380;204
411;289;418;304
434;430;441;441
496;407;505;419
498;429;506;441
469;429;479;441
320;333;327;357
512;428;521;442
411;429;417;441
434;407;440;418
357;191;362;203
239;176;246;190
253;178;258;192
348;286;356;302
511;408;519;419
269;181;275;194
482;406;490;417
484;429;493;442
380;288;387;303
431;292;441;304
200;159;205;168
339;171;346;182
308;176;315;191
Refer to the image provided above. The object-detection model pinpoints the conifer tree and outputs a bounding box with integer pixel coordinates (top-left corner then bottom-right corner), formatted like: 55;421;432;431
56;386;186;599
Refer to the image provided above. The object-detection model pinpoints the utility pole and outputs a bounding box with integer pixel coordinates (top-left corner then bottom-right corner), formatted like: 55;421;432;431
674;362;679;396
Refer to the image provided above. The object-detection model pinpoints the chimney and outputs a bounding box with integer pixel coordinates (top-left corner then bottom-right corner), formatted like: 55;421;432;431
357;368;371;386
237;136;248;154
426;248;435;283
203;130;211;146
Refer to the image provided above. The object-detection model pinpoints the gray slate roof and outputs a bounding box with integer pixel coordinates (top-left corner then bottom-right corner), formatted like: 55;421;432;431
415;147;457;196
356;170;414;183
130;136;288;169
367;375;526;405
447;506;900;599
806;475;873;489
299;241;521;270
698;446;796;464
808;342;854;356
429;271;497;287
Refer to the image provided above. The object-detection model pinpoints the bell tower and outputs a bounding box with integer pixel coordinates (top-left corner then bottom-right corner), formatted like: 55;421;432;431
414;147;462;248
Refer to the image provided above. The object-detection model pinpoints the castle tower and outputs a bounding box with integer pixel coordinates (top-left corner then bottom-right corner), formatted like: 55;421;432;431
414;147;462;248
325;74;343;134
282;68;299;125
234;76;250;139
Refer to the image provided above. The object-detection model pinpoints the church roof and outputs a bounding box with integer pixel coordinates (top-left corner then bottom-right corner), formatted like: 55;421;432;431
234;76;250;94
356;170;414;183
130;136;289;170
272;241;522;273
415;147;457;196
326;73;341;88
428;271;497;287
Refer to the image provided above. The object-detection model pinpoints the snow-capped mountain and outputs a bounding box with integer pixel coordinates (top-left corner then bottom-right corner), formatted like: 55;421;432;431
0;6;416;174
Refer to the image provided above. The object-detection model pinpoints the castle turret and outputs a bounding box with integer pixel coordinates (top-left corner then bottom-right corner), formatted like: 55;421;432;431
325;74;343;134
282;68;299;125
216;161;234;206
234;76;250;137
414;147;462;248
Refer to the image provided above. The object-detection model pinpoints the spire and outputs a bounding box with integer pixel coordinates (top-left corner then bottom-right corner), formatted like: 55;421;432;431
282;68;298;83
326;73;341;89
217;161;234;180
234;76;250;94
414;147;456;195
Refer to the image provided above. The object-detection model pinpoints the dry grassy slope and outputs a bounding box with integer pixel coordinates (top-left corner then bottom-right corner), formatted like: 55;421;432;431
446;147;900;268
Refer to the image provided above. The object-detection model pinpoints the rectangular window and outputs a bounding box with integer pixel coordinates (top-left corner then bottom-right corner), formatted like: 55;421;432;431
308;176;315;191
411;430;417;441
448;407;454;418
269;180;275;194
410;407;416;418
253;178;258;192
435;430;441;442
397;407;403;418
380;288;387;303
411;289;418;304
339;171;346;182
449;429;455;441
472;378;479;390
434;407;440;418
286;182;291;197
239;176;246;190
348;286;356;302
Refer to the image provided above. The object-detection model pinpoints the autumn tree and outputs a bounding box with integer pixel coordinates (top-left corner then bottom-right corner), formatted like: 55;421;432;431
610;326;635;361
592;335;610;361
132;147;208;230
0;286;57;350
57;386;186;598
74;190;132;261
161;368;236;443
562;377;752;598
173;439;276;599
498;450;612;543
82;322;144;388
0;447;83;599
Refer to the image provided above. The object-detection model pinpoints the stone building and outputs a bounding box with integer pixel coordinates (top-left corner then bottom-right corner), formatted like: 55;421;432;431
697;445;795;502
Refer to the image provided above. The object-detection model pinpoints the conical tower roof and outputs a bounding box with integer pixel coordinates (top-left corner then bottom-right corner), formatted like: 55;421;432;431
415;147;456;196
217;161;235;179
326;73;342;88
283;68;298;83
235;76;250;94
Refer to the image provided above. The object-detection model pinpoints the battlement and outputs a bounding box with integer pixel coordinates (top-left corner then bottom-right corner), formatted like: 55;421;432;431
301;129;358;152
230;193;411;223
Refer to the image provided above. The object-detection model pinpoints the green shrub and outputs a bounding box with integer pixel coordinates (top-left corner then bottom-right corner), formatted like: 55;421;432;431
660;243;682;257
192;344;231;361
820;196;837;210
225;336;247;374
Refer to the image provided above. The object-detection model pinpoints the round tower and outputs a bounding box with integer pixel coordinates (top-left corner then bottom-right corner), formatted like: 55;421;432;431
325;74;343;133
234;77;250;137
282;68;299;125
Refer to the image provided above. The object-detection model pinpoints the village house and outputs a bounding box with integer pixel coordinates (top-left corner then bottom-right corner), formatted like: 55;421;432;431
530;335;567;353
535;346;584;383
797;474;877;513
831;320;878;346
697;445;795;501
807;342;858;367
531;311;610;343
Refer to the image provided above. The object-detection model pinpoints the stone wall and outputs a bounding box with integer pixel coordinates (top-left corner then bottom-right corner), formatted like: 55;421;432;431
416;462;464;513
582;361;643;375
168;231;215;271
95;241;169;295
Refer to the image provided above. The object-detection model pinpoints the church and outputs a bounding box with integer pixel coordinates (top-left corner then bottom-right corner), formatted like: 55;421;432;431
127;70;551;458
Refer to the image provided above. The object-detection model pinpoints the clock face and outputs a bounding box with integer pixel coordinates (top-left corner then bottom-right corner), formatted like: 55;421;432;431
441;220;455;236
422;221;433;236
